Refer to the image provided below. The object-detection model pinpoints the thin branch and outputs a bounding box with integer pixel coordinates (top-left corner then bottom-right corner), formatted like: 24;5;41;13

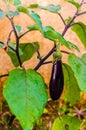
61;50;70;54
0;74;9;78
7;16;22;67
34;46;55;70
77;11;86;16
43;61;52;65
58;13;66;26
3;30;13;51
83;2;86;4
0;41;16;52
19;30;30;39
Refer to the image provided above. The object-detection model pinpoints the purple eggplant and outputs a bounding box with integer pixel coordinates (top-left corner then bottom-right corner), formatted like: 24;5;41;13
49;59;64;100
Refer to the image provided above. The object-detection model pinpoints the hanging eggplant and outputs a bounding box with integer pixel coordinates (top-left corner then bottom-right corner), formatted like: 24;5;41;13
49;59;64;100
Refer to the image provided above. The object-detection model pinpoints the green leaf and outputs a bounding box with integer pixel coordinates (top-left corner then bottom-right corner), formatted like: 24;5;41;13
13;0;22;6
71;22;86;48
27;24;39;31
8;42;39;67
28;4;39;8
82;53;86;64
0;10;6;18
67;41;80;52
6;10;19;17
43;26;79;51
68;54;86;92
17;6;43;33
66;0;80;9
43;26;73;49
3;69;48;130
63;63;80;105
29;4;61;13
15;25;23;33
0;42;4;48
52;115;81;130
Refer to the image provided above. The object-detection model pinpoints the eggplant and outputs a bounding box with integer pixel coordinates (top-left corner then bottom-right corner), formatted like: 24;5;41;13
49;59;64;100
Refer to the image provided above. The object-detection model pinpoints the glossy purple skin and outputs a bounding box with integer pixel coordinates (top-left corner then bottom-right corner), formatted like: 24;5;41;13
49;59;64;100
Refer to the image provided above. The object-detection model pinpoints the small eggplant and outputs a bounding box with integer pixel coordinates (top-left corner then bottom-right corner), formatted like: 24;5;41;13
49;59;64;100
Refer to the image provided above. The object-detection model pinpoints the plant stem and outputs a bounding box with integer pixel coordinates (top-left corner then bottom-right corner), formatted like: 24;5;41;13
0;74;9;78
77;11;86;16
19;30;30;39
8;115;15;126
7;16;23;67
0;41;16;52
34;46;55;70
58;13;66;26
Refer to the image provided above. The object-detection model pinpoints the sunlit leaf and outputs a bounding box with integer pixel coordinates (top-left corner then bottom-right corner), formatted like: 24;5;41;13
52;115;81;130
13;0;22;6
43;26;79;51
17;6;43;33
66;0;80;8
29;4;61;13
3;69;48;130
68;53;86;92
27;24;39;31
71;22;86;48
63;63;80;105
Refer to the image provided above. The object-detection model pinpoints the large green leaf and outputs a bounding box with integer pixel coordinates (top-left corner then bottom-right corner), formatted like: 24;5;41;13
17;6;43;33
52;115;81;130
82;53;86;64
71;22;86;48
66;0;80;9
8;42;39;67
3;69;48;130
63;63;80;105
28;4;61;13
68;54;86;92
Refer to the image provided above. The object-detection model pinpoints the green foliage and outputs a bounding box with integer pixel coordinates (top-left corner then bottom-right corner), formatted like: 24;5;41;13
3;69;48;130
15;25;22;34
8;42;39;67
68;53;86;92
17;6;43;33
28;24;39;31
6;10;19;17
63;63;80;105
82;53;86;64
43;26;79;51
71;22;86;48
52;115;81;130
0;0;86;129
0;9;6;18
66;0;80;9
28;4;61;13
13;0;22;6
